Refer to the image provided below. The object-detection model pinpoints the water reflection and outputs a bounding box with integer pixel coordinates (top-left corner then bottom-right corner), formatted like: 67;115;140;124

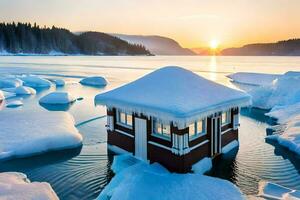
211;108;300;195
209;56;217;81
266;139;300;172
0;146;82;172
39;102;74;111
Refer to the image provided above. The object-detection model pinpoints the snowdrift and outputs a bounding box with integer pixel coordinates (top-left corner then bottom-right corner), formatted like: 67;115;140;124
0;109;82;160
97;154;244;200
0;172;59;200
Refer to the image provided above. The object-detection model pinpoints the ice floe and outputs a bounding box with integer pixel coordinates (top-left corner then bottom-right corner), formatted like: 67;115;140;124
0;77;23;88
0;172;59;200
80;76;107;87
97;154;244;200
227;72;280;87
13;86;36;95
6;100;23;108
0;109;82;160
39;92;76;104
258;181;300;200
53;79;65;87
20;75;51;88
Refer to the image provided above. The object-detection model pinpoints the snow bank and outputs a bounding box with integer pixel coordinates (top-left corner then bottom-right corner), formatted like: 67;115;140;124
0;109;82;160
97;155;244;200
80;76;107;87
222;140;239;154
258;181;300;200
266;115;300;155
192;157;212;174
20;75;51;88
6;100;23;108
0;77;23;88
96;66;250;129
265;103;300;123
249;72;300;109
227;72;280;86
39;92;76;104
0;172;59;200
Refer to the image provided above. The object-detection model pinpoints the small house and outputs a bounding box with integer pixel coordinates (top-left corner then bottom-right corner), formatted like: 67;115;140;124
95;66;251;172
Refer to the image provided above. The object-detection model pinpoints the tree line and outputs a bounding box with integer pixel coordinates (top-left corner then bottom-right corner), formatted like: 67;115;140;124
0;22;151;55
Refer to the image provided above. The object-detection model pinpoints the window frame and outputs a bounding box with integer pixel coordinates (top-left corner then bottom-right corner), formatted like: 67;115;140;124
116;110;133;129
188;118;207;141
152;118;171;141
221;110;231;126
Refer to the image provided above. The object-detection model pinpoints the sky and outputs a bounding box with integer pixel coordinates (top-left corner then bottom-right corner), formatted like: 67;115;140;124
0;0;300;48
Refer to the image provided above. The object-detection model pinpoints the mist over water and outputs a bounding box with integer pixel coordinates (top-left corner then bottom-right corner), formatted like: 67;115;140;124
0;56;299;199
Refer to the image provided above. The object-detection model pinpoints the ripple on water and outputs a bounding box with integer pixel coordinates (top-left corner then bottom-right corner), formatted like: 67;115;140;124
211;109;300;195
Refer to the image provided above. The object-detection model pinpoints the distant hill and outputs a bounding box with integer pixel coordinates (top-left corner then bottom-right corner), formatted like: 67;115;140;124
112;34;196;55
0;22;150;55
222;39;300;56
190;47;211;55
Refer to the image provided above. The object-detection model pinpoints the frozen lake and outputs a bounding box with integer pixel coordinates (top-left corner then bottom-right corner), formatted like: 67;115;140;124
0;56;300;199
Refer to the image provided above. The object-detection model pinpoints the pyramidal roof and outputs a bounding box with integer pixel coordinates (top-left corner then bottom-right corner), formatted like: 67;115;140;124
95;66;251;128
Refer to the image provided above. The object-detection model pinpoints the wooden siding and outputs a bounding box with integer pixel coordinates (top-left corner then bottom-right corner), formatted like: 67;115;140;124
106;107;240;173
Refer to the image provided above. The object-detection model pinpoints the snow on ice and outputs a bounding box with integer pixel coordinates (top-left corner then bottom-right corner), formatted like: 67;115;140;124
0;77;23;88
53;79;65;87
228;71;300;156
97;154;244;200
0;172;59;200
80;76;107;87
39;92;76;104
227;72;280;87
20;75;51;88
0;109;82;160
6;100;23;108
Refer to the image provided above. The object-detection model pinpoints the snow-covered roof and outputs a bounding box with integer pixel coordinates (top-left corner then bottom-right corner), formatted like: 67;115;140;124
95;66;251;128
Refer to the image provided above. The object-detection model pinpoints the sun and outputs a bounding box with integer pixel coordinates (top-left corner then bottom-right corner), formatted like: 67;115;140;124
209;39;219;50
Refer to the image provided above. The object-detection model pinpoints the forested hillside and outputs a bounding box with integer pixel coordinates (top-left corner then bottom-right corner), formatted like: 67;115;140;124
0;22;150;55
222;39;300;56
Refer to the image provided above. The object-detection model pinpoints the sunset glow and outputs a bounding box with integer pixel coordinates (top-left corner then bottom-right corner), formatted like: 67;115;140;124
210;40;219;50
1;0;300;48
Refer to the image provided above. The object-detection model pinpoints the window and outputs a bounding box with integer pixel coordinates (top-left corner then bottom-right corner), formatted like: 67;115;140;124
152;118;171;140
117;110;133;128
189;119;206;140
222;110;231;126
